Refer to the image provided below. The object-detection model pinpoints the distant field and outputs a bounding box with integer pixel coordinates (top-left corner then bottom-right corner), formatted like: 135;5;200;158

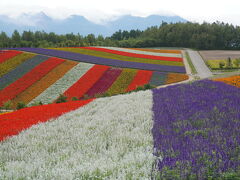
199;50;240;70
0;48;188;109
206;59;240;69
199;50;240;61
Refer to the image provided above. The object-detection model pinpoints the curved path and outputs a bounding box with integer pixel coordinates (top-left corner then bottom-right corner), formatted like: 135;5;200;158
187;50;213;78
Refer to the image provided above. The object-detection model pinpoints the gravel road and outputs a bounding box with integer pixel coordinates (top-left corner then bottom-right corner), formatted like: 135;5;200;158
187;50;213;78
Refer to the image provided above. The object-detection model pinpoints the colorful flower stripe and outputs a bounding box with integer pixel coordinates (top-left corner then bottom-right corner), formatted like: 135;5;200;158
85;67;122;98
0;52;36;77
126;70;153;92
11;60;76;108
0;99;94;141
214;75;240;88
100;46;182;58
0;91;153;179
9;48;186;73
152;80;240;179
64;65;110;99
0;55;49;90
149;72;168;86
79;47;183;62
106;68;137;96
59;47;183;66
131;48;182;54
0;50;22;64
28;63;93;105
0;58;64;106
165;73;189;84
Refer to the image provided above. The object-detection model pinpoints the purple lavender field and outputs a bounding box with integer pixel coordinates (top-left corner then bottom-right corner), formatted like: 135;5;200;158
152;80;240;179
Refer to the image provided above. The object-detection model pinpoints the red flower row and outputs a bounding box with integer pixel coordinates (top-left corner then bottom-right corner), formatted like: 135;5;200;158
0;99;94;141
126;70;153;92
64;65;110;100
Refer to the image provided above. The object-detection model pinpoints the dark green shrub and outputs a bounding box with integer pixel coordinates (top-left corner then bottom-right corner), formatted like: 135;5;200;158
72;97;79;101
56;94;67;103
2;100;13;110
219;62;225;69
17;102;26;110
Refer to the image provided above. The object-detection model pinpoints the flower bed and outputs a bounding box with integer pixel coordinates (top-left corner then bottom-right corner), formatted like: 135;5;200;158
101;47;182;58
64;65;110;99
149;72;168;86
0;91;153;179
0;52;35;77
0;55;49;90
0;50;22;63
79;47;183;62
165;73;189;84
10;48;186;73
85;67;122;98
11;60;76;107
29;63;93;105
106;68;137;96
152;80;240;179
0;99;94;141
0;57;64;106
59;47;184;66
214;75;240;88
131;48;182;54
126;70;153;92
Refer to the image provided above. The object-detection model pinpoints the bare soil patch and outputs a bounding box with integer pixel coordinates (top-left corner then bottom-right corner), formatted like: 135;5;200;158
199;50;240;61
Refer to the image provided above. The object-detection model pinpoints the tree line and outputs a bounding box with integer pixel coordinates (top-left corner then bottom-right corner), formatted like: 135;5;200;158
0;21;240;50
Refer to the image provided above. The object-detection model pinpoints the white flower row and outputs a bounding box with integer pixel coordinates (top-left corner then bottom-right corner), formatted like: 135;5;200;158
100;46;182;58
0;90;155;179
29;63;94;105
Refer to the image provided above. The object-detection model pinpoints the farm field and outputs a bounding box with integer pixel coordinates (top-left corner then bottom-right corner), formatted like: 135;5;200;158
199;50;240;70
199;50;240;60
0;48;188;109
0;79;239;179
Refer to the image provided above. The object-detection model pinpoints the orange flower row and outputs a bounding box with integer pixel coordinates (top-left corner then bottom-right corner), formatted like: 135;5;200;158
165;73;189;84
214;75;240;88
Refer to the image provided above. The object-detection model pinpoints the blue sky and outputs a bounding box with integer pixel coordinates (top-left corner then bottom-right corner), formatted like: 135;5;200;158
0;0;239;25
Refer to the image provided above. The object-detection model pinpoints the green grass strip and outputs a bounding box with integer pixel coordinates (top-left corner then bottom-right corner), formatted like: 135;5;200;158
185;52;197;74
106;68;137;96
54;48;184;67
0;53;36;77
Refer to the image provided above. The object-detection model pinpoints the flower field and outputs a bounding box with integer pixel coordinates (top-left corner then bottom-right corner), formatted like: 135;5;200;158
0;50;22;63
0;52;35;77
0;47;189;108
0;57;64;106
8;47;186;73
0;79;239;179
0;55;49;90
214;75;240;88
100;46;182;58
152;80;240;179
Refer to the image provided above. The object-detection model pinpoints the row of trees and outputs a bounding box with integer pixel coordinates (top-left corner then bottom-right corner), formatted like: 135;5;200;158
1;21;240;49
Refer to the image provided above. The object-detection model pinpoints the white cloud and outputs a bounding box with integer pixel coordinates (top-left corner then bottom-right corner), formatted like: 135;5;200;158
0;0;239;25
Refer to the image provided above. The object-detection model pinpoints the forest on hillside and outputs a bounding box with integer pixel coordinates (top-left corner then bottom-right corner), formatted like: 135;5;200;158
0;21;240;50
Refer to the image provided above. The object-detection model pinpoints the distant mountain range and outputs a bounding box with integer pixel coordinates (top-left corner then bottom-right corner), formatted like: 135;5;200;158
0;12;188;36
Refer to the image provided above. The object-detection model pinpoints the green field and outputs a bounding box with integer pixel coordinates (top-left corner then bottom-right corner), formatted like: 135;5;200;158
206;59;240;70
